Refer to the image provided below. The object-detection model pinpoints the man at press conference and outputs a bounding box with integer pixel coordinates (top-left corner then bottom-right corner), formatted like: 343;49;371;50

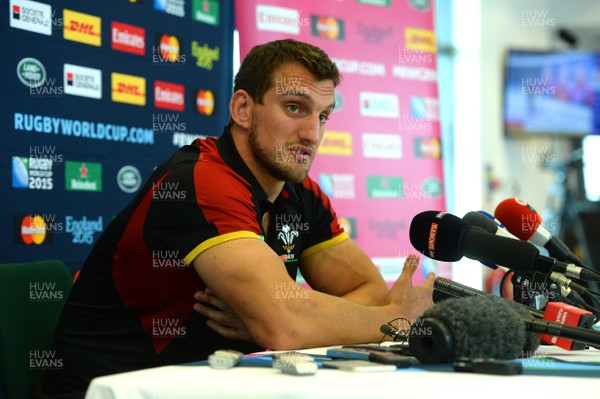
38;39;435;398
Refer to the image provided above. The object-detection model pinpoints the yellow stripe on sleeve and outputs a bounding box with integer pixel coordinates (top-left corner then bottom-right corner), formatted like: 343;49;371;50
299;232;350;260
184;231;263;266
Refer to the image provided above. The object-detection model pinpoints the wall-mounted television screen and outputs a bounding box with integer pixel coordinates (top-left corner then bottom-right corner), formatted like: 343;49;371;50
504;49;600;137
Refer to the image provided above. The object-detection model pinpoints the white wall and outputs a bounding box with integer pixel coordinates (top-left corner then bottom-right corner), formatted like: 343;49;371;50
481;0;600;213
444;0;600;289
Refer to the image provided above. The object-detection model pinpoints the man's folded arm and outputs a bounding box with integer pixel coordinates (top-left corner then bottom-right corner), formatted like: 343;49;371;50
191;236;396;350
299;237;389;306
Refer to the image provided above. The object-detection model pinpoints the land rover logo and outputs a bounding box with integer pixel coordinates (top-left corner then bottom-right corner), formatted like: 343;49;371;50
17;58;46;88
334;90;344;112
117;165;141;193
422;177;443;198
409;0;431;11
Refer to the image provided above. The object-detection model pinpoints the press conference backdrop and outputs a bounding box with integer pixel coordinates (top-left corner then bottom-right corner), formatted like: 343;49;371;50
236;0;449;284
1;0;234;272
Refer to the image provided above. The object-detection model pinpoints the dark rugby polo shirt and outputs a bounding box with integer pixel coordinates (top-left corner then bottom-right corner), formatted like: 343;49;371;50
39;126;348;397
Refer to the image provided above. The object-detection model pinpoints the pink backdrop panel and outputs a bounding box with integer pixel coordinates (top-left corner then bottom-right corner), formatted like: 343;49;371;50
235;0;449;284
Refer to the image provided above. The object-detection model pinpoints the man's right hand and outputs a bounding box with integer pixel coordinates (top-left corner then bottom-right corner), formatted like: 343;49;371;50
387;254;435;325
194;288;254;342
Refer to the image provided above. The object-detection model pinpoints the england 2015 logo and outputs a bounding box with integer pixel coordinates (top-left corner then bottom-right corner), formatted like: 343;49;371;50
65;216;103;244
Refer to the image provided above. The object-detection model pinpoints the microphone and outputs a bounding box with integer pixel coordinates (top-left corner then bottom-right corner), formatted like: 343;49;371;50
463;211;517;240
432;277;600;351
494;198;584;266
462;211;518;270
433;276;544;319
462;210;592;299
408;295;535;364
409;211;600;281
409;294;600;364
380;324;406;342
523;316;600;349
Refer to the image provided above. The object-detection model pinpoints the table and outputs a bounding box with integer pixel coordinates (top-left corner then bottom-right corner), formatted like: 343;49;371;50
85;346;600;399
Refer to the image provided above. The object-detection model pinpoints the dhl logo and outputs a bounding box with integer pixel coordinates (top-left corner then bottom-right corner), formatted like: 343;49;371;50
111;73;146;106
317;131;353;156
63;9;101;47
405;28;436;53
116;83;142;95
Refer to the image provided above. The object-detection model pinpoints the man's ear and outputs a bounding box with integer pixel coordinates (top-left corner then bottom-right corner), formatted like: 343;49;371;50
229;90;253;130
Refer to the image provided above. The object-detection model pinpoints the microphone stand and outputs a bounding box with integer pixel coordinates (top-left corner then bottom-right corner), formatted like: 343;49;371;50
511;271;561;311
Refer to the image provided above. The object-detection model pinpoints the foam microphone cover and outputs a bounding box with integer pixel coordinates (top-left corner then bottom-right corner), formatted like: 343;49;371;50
409;211;469;262
463;211;498;234
506;301;541;356
408;295;527;364
460;227;540;272
494;198;541;241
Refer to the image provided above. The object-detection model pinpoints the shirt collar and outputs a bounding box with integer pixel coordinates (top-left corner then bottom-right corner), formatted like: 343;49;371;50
216;126;269;209
216;126;302;212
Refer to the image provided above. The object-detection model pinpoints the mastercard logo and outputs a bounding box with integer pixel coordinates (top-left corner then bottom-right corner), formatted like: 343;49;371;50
337;217;356;238
160;34;181;62
312;15;345;40
416;137;441;159
21;215;47;245
196;90;214;115
318;17;339;39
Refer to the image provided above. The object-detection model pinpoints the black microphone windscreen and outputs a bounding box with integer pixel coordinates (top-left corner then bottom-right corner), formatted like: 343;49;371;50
461;228;540;271
409;296;526;363
432;277;545;319
494;298;541;356
380;324;394;335
409;211;469;262
462;211;498;234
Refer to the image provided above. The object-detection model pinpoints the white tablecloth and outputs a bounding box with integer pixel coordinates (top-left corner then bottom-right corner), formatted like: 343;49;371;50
85;346;600;399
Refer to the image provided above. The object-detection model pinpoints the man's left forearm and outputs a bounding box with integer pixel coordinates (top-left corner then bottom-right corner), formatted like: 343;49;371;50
341;279;389;306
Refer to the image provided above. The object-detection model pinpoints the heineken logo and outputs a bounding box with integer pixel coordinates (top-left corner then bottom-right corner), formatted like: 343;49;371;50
65;161;102;192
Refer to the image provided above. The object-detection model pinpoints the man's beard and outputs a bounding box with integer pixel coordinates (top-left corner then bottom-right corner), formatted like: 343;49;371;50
247;116;312;184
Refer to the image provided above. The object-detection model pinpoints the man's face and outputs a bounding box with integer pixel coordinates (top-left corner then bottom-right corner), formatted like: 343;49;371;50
247;63;336;183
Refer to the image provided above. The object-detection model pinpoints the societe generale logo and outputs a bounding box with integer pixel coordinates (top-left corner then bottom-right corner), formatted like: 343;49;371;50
63;9;101;47
10;0;52;36
111;72;146;106
154;81;185;112
111;21;145;56
64;63;102;99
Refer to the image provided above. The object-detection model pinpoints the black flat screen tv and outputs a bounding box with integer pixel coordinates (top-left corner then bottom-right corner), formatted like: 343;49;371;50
504;49;600;137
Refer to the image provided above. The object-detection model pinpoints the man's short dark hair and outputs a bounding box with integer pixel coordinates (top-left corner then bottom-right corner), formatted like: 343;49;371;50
233;39;341;105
